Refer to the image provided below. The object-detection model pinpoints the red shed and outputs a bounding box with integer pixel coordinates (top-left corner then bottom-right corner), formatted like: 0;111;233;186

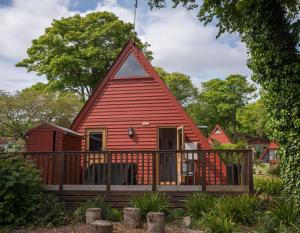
26;123;82;152
208;124;231;145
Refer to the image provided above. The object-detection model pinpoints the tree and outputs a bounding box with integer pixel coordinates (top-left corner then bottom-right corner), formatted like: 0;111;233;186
0;87;83;139
156;67;198;106
237;99;268;139
199;75;256;139
148;0;300;202
17;12;152;101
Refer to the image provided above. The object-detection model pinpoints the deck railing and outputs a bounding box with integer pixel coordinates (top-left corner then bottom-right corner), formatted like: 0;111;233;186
11;150;254;192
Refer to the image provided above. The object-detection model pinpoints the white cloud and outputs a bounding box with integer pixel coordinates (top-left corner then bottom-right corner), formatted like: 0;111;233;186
139;8;250;84
95;0;134;23
0;0;250;92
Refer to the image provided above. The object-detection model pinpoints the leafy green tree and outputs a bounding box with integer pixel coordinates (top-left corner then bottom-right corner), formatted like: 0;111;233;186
237;99;268;139
148;0;300;201
17;12;152;101
199;75;256;139
0;86;83;139
156;67;198;106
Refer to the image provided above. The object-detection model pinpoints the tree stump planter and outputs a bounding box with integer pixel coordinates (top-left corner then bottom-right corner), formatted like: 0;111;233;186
123;207;142;228
89;220;113;233
147;212;165;233
86;208;101;224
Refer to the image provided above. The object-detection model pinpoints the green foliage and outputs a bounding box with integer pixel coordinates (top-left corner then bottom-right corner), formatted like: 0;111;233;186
148;0;300;203
17;12;152;100
262;199;300;233
0;87;82;139
105;208;122;222
73;196;110;222
215;195;262;226
129;192;169;221
267;165;281;177
237;99;268;139
185;193;215;219
156;67;199;106
0;154;67;227
254;178;284;198
167;208;185;222
212;141;247;150
188;75;256;139
196;211;238;233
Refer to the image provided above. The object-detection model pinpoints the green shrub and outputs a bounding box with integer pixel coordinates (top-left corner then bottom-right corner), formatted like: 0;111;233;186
185;193;215;219
0;154;67;227
267;165;280;177
262;199;300;233
196;211;239;233
255;178;284;198
129;192;169;221
167;208;185;222
216;194;262;225
106;208;122;222
73;196;110;222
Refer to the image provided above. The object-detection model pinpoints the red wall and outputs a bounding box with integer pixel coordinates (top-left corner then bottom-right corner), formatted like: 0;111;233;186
74;77;208;150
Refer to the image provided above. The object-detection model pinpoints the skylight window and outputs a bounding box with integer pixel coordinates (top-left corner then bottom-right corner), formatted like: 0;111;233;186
115;53;149;78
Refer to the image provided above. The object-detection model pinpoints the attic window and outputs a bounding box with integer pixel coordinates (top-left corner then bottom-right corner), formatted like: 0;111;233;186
215;129;221;134
115;53;149;78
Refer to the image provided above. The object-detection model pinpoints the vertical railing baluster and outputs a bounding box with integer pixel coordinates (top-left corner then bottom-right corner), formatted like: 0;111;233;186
219;152;222;185
192;152;195;185
125;152;128;185
237;152;241;185
107;151;111;191
201;152;206;191
131;152;133;185
142;152;144;185
214;152;217;185
93;153;96;185
152;152;156;191
59;152;64;191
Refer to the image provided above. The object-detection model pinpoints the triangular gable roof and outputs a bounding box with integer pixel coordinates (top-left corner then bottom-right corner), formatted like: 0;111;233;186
26;122;81;137
208;124;231;145
70;39;210;148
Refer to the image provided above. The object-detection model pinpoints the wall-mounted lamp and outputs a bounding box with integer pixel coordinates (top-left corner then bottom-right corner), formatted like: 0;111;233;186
128;126;135;138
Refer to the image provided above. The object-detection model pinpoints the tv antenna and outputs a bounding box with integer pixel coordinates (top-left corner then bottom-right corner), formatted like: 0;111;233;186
133;0;138;34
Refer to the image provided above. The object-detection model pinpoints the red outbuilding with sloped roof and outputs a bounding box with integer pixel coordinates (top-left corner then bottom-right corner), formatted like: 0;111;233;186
208;124;231;145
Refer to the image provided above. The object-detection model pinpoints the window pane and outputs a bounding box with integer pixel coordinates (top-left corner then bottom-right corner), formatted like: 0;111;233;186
89;132;102;151
115;54;149;78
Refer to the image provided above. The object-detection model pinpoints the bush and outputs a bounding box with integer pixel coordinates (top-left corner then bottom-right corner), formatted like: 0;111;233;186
255;178;284;198
267;165;280;177
216;195;262;225
167;208;185;222
185;193;215;219
0;154;67;227
262;198;300;233
106;208;122;222
73;196;110;222
196;211;238;233
129;192;169;221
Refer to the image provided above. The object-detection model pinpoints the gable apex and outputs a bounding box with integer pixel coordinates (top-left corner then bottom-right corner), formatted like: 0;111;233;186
70;39;211;149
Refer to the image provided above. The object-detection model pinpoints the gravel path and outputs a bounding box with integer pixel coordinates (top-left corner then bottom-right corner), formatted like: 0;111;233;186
11;223;204;233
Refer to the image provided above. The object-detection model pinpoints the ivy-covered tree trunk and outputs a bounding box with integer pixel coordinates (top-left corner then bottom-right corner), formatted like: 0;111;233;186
240;1;300;200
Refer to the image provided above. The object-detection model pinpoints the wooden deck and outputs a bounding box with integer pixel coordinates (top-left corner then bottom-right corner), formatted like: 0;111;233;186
20;149;253;207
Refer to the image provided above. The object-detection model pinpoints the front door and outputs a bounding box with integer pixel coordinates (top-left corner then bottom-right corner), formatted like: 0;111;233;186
158;126;184;184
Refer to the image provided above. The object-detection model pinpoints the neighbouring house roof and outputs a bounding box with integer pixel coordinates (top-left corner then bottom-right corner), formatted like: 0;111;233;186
26;123;82;137
208;124;231;145
70;39;211;149
259;141;279;161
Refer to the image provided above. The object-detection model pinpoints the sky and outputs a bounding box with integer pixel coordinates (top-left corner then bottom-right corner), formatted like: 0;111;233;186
0;0;251;92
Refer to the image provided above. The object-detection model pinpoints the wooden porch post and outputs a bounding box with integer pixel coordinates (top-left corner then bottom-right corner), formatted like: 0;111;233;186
59;152;65;191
